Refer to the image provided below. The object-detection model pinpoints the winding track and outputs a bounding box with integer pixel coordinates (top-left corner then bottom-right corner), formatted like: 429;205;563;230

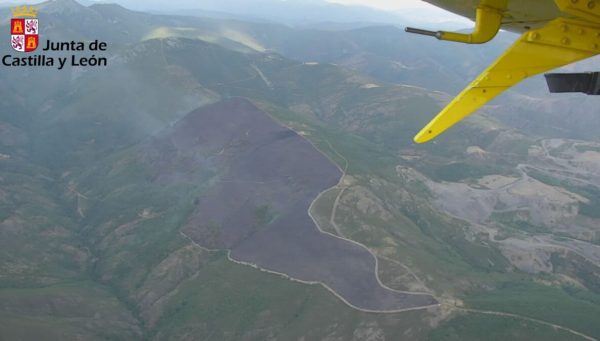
174;103;596;339
176;98;437;312
455;307;598;341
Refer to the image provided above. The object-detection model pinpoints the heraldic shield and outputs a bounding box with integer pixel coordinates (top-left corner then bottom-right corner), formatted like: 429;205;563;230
11;6;39;53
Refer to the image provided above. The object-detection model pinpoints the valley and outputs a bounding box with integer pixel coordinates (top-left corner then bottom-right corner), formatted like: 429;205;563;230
0;0;599;340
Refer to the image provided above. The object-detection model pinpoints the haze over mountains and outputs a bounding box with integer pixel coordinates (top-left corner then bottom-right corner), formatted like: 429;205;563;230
1;0;599;340
2;0;472;28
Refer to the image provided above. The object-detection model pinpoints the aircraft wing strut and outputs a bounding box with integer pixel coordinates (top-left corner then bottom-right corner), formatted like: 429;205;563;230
408;0;600;143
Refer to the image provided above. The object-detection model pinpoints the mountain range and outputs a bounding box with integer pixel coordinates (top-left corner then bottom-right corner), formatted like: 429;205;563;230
1;0;599;340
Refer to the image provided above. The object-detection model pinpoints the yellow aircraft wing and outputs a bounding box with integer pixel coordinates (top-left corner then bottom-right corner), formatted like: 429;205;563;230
407;0;600;143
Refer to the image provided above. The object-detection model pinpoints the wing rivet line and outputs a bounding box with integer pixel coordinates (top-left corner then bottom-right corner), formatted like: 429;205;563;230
556;0;600;23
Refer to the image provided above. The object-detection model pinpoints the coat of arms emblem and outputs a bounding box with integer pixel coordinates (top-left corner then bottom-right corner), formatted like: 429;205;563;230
10;6;38;53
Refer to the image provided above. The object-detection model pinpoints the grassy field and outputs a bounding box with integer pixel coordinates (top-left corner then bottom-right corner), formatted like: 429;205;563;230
149;253;435;341
428;312;589;341
465;282;600;339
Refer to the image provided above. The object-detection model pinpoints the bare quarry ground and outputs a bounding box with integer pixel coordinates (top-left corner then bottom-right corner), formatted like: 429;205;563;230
398;138;600;274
